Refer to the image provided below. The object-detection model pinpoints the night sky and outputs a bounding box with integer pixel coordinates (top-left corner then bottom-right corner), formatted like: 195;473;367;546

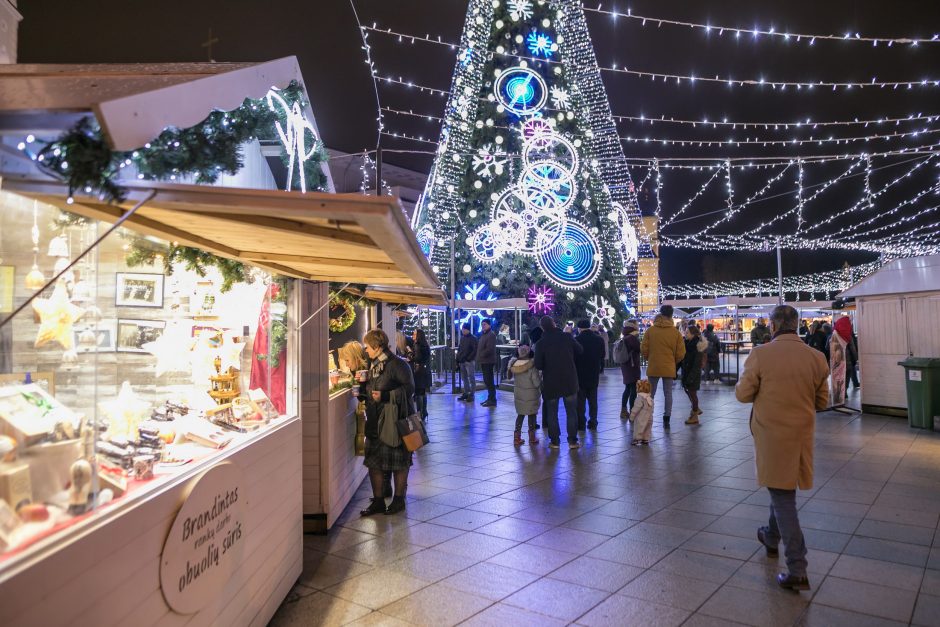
18;1;940;285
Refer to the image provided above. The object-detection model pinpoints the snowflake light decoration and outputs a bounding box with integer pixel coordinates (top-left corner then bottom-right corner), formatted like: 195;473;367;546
455;282;498;333
526;31;554;58
471;145;507;178
587;295;615;330
527;285;555;315
508;0;533;21
550;86;570;110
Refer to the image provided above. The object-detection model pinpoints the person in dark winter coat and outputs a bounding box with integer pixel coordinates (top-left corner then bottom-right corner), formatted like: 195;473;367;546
477;320;498;407
821;323;833;363
455;324;478;401
533;316;584;449
751;319;772;346
574;320;606;430
702;324;721;383
508;344;541;446
411;328;432;420
528;324;543;345
806;322;827;357
361;329;416;516
614;321;642;418
681;325;708;425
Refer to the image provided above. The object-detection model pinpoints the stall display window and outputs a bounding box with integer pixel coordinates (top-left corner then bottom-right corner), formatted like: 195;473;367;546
0;192;291;564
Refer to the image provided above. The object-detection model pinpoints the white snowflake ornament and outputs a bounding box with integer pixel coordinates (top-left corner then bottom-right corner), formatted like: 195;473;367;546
587;295;615;330
550;86;571;109
471;144;508;179
508;0;533;21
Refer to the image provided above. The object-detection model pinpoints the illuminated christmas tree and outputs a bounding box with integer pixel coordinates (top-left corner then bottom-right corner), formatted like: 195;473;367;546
412;0;651;321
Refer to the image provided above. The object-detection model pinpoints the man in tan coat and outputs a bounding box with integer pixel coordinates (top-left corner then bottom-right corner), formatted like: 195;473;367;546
640;304;686;429
735;304;829;592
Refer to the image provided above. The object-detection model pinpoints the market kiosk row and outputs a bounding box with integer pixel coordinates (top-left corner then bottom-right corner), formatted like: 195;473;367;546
0;179;438;625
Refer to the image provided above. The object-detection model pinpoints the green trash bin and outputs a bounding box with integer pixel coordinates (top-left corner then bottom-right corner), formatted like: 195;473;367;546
897;357;940;430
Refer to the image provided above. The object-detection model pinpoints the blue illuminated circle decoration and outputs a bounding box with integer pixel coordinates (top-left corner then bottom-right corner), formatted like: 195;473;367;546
416;225;435;257
495;67;548;116
526;31;554;58
522;162;575;210
537;221;602;289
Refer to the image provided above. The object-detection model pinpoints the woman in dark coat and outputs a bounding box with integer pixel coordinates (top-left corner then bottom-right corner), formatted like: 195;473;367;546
616;321;642;419
411;328;432;420
681;325;708;425
361;329;416;516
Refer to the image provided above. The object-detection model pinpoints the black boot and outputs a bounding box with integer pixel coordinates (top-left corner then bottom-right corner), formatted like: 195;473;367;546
360;498;386;517
663;415;671;430
384;496;406;515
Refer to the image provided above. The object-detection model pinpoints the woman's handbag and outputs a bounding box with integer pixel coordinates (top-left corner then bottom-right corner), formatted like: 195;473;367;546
397;414;429;452
378;402;402;447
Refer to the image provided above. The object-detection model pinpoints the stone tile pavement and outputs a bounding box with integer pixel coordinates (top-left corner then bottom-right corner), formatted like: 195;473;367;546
270;373;940;626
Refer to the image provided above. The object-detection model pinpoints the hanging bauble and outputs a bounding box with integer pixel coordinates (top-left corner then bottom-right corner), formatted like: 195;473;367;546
47;235;69;258
62;349;79;365
25;265;46;290
78;328;97;347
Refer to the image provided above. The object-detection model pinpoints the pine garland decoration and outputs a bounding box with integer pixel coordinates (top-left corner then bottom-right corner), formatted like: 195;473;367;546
32;81;327;203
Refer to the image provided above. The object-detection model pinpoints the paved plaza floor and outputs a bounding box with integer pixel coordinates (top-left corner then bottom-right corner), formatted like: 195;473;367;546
271;373;940;626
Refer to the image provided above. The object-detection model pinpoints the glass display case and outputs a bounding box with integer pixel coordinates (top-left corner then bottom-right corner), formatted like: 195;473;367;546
0;191;293;564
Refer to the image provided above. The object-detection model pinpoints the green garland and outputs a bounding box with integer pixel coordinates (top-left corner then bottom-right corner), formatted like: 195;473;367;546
257;276;291;368
33;81;328;203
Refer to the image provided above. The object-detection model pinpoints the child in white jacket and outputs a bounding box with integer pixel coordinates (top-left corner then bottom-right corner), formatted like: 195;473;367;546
630;379;654;445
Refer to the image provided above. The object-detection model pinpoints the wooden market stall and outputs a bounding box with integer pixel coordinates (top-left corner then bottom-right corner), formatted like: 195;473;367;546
0;61;439;626
839;255;940;416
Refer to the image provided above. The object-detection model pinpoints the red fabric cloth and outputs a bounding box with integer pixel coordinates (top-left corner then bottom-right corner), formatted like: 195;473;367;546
250;284;287;414
834;316;853;344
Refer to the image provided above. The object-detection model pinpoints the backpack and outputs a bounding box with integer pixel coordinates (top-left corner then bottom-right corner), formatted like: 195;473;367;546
613;338;632;366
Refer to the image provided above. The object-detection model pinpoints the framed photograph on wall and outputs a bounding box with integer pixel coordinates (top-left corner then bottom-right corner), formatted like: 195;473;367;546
116;319;166;353
72;320;117;353
0;266;14;313
115;272;164;308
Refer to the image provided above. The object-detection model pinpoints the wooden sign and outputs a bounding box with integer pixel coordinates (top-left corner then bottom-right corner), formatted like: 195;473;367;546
160;462;245;614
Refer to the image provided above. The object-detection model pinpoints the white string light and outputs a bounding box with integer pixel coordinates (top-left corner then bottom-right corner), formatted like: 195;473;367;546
660;166;723;228
583;5;940;48
364;24;940;91
620;126;940;148
612;112;940;130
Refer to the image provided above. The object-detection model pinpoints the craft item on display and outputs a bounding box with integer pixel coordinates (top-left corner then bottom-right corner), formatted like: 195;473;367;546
183;422;233;449
17;503;49;523
0;435;17;462
142;319;195;376
0;462;32;511
192;280;218;320
328;294;357;332
25;201;46;291
115;272;165;308
150;401;189;422
0;384;76;445
248;389;279;422
32;280;85;351
133;456;155;480
100;381;150;441
209;359;241;405
0;499;23;550
68;459;93;515
97;470;127;497
231;398;264;425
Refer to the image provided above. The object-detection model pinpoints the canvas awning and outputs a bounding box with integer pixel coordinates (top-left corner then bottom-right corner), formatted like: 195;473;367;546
1;178;441;294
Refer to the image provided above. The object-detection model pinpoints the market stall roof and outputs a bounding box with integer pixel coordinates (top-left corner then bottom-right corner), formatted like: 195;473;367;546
2;178;442;296
363;285;446;306
840;255;940;298
0;58;307;151
454;298;529;310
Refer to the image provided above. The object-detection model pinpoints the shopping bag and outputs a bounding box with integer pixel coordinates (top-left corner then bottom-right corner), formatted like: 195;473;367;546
397;414;430;452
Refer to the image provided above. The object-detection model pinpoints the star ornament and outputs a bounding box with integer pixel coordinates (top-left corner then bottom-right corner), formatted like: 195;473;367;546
142;320;194;376
33;280;84;350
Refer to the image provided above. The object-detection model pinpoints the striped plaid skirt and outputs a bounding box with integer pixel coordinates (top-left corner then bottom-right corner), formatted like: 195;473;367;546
363;437;413;472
